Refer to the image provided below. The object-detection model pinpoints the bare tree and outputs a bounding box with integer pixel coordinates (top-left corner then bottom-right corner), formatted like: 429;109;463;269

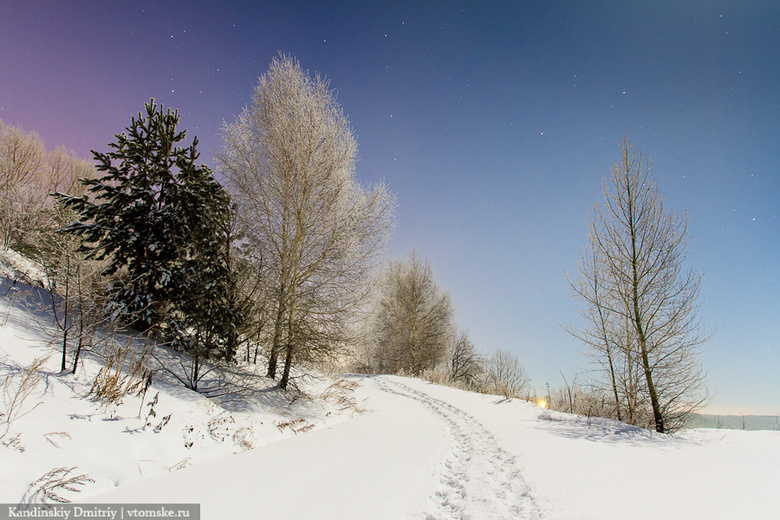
217;54;395;389
482;349;530;399
38;160;109;374
42;146;96;200
40;229;115;375
448;329;482;388
569;137;709;433
371;252;455;376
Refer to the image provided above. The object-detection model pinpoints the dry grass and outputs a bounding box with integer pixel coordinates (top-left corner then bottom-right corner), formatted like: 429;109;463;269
23;467;94;504
1;356;47;438
88;341;152;407
320;378;360;413
274;418;314;434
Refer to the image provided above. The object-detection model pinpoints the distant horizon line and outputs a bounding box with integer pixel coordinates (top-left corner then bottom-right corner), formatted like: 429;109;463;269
697;409;780;418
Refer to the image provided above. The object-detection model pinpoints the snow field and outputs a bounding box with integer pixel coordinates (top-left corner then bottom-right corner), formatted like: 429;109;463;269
85;375;446;519
399;377;780;520
88;375;780;520
3;272;780;519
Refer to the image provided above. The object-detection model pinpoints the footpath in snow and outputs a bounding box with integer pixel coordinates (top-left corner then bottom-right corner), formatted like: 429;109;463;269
86;375;541;520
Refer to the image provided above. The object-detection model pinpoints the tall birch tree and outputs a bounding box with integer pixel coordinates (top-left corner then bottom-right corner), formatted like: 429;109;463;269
217;54;394;389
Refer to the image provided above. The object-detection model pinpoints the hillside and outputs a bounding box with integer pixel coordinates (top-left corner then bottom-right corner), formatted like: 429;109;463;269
0;275;358;505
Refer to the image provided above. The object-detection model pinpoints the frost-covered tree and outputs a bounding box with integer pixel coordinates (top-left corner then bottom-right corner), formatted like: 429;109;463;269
0;120;95;255
569;138;709;432
0;120;110;374
217;54;394;389
372;252;455;376
0;120;45;251
58;100;235;361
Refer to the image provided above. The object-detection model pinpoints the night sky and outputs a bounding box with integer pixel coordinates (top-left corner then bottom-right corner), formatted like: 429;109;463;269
2;1;778;414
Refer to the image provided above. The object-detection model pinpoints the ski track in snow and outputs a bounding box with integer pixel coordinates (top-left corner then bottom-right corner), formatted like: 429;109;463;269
376;377;542;520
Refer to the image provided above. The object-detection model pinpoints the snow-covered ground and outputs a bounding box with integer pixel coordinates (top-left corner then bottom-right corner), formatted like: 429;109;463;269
0;276;357;505
85;376;780;520
2;272;779;519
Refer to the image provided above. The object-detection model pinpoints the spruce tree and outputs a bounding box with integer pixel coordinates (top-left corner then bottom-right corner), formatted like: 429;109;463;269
58;100;238;361
166;159;241;362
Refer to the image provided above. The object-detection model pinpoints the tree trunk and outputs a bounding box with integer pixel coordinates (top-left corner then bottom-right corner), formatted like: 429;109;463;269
637;331;664;433
266;299;285;379
280;342;294;390
606;347;622;422
279;301;297;390
632;278;664;432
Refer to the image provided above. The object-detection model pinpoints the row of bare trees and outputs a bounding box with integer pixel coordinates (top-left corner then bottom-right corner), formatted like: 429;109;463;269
359;138;707;428
0;120;95;255
358;251;531;399
0;119;112;375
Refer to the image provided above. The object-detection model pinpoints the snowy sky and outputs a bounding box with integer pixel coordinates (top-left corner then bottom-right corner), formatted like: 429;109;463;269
1;1;778;414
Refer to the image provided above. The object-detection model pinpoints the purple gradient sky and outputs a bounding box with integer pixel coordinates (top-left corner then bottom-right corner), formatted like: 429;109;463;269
2;1;778;414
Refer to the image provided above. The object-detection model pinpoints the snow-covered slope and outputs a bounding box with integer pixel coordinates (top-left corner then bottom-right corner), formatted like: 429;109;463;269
0;277;358;504
3;274;779;519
